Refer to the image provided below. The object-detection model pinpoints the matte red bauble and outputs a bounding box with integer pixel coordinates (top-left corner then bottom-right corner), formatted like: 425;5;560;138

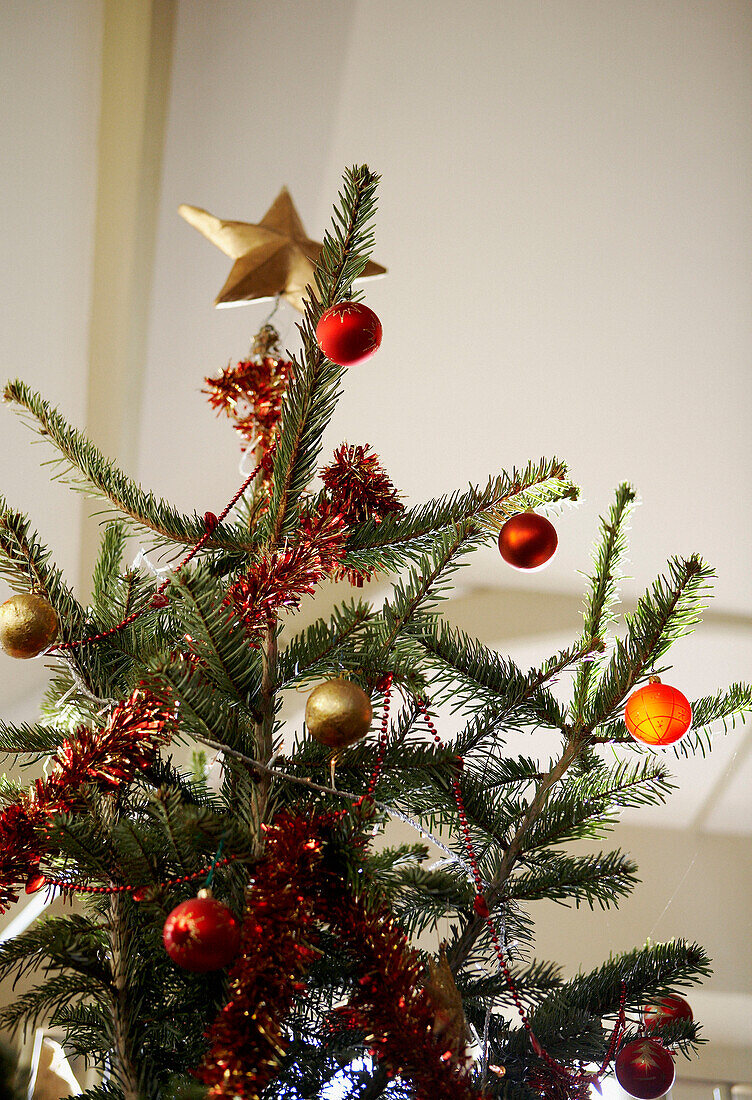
615;1039;675;1099
643;994;693;1031
497;513;558;571
316;302;382;366
163;889;241;972
624;679;692;747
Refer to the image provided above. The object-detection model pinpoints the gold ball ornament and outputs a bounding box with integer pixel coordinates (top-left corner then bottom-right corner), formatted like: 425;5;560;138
305;678;372;749
0;593;58;659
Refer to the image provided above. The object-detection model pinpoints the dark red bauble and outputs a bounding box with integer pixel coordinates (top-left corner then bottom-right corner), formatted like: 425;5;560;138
643;994;693;1031
497;513;558;571
615;1039;675;1099
315;302;382;366
624;679;692;747
163;889;241;972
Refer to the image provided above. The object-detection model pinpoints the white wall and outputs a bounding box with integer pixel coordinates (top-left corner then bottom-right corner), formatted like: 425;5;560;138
0;1;102;706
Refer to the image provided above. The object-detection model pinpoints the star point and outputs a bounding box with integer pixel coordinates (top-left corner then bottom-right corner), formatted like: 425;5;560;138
179;188;386;312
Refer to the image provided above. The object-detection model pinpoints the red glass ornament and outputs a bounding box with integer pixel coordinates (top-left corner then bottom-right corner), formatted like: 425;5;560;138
643;994;693;1031
615;1039;675;1099
316;302;382;366
497;513;558;571
624;679;692;747
163;889;241;972
25;872;47;894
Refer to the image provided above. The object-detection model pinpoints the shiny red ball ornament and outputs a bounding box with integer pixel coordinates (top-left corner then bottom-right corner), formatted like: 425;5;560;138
615;1039;675;1099
315;302;382;366
624;678;692;747
162;888;241;972
643;994;693;1031
497;512;558;571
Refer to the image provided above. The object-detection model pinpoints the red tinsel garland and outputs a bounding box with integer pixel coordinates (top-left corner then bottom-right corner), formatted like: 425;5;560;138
0;690;176;913
223;512;346;644
320;443;404;527
204;345;293;461
195;814;326;1098
318;443;405;585
197;812;487;1100
223;440;405;631
325;885;484;1100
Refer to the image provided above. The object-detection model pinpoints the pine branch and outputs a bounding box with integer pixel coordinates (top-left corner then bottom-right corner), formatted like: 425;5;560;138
0;499;125;701
162;568;263;706
592;680;752;757
3;380;254;552
341;460;577;573
276;598;375;688
0;971;108;1032
447;738;582;972
569;755;675;810
570;483;637;726
264;166;381;545
379;522;477;655
506;849;638;908
459;958;564;1008
544;939;711;1023
0;719;62;754
0;914;108;985
675;681;752;755
415;619;599;727
588;554;714;728
53;1002;113;1062
109;887;140;1100
92;523;127;611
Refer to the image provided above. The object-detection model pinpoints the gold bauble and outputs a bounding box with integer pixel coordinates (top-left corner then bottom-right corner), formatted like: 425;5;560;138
0;593;58;658
305;679;372;749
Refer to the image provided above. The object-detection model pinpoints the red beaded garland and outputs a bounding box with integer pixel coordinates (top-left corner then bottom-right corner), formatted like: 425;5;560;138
615;1039;675;1099
163;890;241;972
624;679;692;747
497;513;558;571
316;302;382;366
643;994;693;1031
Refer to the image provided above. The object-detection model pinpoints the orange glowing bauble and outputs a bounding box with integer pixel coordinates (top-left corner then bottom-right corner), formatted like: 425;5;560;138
624;679;692;747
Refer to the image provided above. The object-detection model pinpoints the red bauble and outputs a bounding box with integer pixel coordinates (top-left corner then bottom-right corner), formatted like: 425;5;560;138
624;679;692;747
316;302;382;366
163;889;241;972
643;994;693;1031
497;513;558;571
615;1039;675;1099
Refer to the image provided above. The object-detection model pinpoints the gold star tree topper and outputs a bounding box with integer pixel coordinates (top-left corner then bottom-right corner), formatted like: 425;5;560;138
179;187;386;312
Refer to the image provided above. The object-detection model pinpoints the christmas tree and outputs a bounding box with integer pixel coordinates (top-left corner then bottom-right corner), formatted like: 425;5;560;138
0;165;748;1100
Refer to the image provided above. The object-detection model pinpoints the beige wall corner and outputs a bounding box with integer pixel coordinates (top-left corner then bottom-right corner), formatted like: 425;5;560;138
80;0;175;593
